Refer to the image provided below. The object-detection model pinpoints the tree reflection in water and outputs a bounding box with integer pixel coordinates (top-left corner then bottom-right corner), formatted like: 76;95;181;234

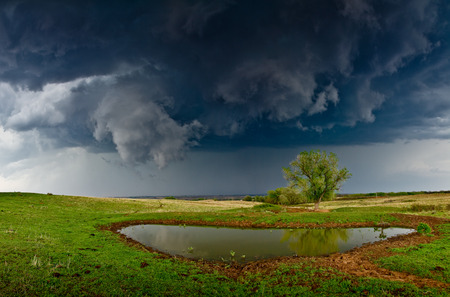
280;228;350;256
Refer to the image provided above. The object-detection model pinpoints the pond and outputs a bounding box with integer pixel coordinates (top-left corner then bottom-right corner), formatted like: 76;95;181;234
119;225;415;263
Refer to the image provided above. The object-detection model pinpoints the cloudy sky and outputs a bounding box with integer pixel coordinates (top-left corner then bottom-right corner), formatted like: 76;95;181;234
1;0;450;197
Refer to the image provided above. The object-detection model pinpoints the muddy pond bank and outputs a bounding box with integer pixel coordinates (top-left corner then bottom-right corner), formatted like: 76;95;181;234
102;213;450;289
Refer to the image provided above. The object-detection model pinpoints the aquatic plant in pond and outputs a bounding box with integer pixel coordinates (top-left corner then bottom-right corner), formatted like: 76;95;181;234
416;222;432;234
119;225;415;263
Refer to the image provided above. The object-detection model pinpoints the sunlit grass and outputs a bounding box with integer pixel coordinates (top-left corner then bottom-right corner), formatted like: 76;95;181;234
52;195;258;213
378;224;450;283
299;194;450;218
0;192;449;296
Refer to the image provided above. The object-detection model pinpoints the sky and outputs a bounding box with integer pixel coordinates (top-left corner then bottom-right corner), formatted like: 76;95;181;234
1;0;450;197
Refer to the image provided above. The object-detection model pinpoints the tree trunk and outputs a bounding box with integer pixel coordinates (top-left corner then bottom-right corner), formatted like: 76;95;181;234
314;201;320;211
314;194;324;211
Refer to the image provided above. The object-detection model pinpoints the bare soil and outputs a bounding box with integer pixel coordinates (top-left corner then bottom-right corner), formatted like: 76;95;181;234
103;213;450;289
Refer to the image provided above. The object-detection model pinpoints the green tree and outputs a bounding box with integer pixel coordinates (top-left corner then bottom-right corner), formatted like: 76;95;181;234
283;150;351;210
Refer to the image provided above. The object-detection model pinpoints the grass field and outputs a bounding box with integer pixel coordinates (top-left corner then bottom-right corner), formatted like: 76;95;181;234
0;192;449;296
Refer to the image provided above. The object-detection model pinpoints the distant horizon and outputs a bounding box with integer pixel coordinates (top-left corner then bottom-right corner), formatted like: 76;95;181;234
120;189;450;198
9;189;448;200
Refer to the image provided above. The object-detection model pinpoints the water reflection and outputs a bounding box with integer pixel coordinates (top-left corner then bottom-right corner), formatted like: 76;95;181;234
119;225;415;263
281;229;349;256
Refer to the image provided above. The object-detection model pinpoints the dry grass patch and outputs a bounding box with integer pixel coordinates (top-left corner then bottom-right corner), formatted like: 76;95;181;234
316;193;450;210
89;196;258;213
151;199;258;212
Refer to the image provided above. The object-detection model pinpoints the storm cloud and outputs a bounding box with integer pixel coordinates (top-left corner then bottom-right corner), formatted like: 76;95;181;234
0;0;449;168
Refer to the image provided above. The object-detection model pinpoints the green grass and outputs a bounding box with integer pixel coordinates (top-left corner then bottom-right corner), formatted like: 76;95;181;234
0;192;449;296
377;223;450;283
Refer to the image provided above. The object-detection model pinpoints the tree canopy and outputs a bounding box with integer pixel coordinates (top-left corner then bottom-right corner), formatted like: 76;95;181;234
283;150;351;210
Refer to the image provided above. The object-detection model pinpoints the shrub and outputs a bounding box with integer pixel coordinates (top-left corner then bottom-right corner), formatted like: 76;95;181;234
253;195;267;202
265;187;306;205
243;195;267;202
266;189;281;204
278;187;306;205
417;223;432;234
252;203;282;211
243;195;253;201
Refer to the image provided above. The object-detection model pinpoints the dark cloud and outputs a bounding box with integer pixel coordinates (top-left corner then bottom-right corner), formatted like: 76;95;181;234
0;0;449;166
91;72;205;167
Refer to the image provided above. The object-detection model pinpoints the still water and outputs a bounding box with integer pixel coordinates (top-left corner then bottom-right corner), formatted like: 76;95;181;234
119;225;415;262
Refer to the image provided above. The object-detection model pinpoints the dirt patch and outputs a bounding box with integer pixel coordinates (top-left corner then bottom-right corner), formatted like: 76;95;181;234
283;207;330;213
315;223;448;289
101;213;449;289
